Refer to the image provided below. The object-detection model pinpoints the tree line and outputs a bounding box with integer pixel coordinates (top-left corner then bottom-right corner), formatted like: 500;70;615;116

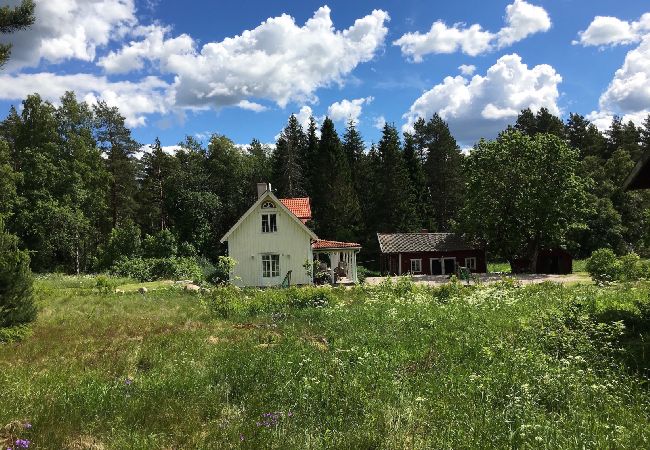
1;92;650;273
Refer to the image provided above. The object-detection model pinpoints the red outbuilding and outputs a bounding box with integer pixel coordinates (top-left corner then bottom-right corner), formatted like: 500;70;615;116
377;232;487;276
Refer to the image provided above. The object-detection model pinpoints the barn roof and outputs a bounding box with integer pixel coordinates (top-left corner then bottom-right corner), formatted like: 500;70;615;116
312;239;361;250
280;197;311;223
377;233;478;253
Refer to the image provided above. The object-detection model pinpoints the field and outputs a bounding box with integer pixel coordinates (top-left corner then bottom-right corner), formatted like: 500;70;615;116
1;276;650;449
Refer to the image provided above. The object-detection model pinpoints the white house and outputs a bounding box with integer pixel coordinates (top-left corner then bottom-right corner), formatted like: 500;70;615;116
220;183;360;287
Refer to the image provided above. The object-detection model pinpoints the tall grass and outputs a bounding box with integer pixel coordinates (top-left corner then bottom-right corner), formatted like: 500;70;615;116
0;276;649;448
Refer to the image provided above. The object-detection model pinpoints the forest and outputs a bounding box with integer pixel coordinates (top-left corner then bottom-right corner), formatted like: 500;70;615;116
1;91;650;274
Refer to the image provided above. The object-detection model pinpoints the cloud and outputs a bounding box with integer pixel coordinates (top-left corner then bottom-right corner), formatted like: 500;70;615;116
106;6;389;111
237;100;268;112
574;13;650;47
496;0;551;48
373;115;386;130
403;53;562;145
327;96;373;124
137;143;183;159
0;0;136;71
393;0;550;61
587;34;650;130
458;64;476;75
0;72;170;127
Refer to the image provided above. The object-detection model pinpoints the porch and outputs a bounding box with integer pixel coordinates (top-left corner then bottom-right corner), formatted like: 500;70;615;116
312;240;361;284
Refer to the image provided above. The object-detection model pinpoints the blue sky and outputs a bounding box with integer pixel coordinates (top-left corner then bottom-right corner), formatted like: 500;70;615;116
1;0;649;149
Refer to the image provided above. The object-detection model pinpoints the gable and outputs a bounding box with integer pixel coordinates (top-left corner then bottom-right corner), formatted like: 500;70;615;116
220;191;318;243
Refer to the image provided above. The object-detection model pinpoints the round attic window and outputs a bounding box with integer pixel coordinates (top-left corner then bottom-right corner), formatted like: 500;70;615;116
262;201;276;209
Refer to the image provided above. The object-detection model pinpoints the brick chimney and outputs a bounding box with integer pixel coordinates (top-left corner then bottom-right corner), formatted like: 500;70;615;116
257;182;271;199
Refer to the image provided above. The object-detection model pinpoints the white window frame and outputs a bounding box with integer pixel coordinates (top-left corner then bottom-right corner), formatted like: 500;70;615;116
261;201;276;209
410;258;422;273
261;213;277;233
464;257;477;271
262;254;280;278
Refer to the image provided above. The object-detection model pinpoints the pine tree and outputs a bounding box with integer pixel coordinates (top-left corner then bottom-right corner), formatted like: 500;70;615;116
376;123;418;232
311;117;361;241
565;113;607;158
272;115;306;198
94;101;140;228
0;218;36;328
138;138;173;234
0;0;35;68
403;131;430;229
414;114;465;231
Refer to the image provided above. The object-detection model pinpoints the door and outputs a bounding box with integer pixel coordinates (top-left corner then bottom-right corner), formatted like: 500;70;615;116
430;258;442;275
443;258;456;275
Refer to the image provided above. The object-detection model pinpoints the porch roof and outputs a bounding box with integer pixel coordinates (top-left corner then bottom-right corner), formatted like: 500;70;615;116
312;239;361;250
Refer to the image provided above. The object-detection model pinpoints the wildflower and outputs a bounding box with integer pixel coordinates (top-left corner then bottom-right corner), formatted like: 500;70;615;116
239;434;245;441
23;423;32;429
14;440;30;449
124;377;133;385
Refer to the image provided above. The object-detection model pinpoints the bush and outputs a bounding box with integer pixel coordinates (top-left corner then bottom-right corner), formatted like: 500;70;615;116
101;220;142;268
586;248;620;284
0;220;36;328
143;229;178;258
208;256;237;285
95;275;117;293
619;252;642;281
110;257;203;282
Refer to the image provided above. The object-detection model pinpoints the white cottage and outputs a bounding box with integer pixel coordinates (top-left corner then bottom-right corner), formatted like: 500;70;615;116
220;183;360;287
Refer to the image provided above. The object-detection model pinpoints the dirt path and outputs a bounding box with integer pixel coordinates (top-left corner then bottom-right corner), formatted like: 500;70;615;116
365;273;591;286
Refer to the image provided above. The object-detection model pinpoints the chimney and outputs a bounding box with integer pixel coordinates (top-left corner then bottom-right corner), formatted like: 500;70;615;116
257;182;271;199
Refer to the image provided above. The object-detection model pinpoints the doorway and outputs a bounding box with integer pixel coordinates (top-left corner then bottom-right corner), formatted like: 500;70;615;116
430;257;456;275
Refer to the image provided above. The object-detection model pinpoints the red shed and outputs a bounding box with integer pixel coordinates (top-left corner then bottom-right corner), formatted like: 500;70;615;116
377;233;487;276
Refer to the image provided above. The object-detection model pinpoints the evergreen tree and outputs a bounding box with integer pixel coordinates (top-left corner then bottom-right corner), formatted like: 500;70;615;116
514;107;565;139
0;218;36;328
303;116;319;197
566;113;607;158
138;138;173;235
0;0;35;68
0;139;18;219
246;138;272;200
311;117;361;241
414;114;465;231
272;115;306;198
93;101;140;228
403;131;430;229
376;123;418;232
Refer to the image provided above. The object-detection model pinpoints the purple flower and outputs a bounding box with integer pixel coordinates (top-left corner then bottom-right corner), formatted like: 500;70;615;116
14;440;30;449
124;378;133;385
287;411;293;417
239;434;245;442
23;423;32;429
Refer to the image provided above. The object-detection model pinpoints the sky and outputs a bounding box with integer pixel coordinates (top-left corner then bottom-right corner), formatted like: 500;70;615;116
1;0;649;150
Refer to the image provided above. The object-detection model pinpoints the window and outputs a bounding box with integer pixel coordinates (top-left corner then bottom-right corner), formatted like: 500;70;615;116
465;257;477;271
262;213;277;233
410;258;422;273
262;201;276;209
262;254;280;277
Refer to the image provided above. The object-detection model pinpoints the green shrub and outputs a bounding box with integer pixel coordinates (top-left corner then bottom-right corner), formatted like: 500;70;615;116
0;220;36;328
101;220;142;268
110;257;203;282
143;229;178;258
619;252;642;281
586;248;620;283
208;256;237;285
95;275;117;293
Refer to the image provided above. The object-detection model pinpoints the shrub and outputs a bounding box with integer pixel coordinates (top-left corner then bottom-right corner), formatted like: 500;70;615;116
110;257;203;282
143;229;178;258
0;219;36;328
619;252;642;281
208;256;237;285
586;248;620;284
101;220;142;268
95;275;117;293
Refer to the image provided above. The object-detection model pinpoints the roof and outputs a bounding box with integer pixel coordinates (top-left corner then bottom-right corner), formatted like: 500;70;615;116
280;197;311;223
220;190;318;243
377;233;479;253
623;151;650;191
312;239;361;250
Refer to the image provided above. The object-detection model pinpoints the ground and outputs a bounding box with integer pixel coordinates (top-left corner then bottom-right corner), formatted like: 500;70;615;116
1;275;649;449
365;272;590;286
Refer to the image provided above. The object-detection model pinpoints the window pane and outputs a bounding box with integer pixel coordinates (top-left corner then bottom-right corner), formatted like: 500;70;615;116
262;214;269;232
270;214;277;232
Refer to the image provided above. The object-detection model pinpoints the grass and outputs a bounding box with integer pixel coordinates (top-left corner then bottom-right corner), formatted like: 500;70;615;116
1;276;649;448
488;259;591;275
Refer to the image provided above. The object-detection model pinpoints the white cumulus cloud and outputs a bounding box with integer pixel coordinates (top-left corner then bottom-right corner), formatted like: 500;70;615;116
393;0;550;61
458;64;476;75
0;0;136;71
327;96;373;124
403;53;562;145
0;72;170;127
373;115;386;130
574;13;650;47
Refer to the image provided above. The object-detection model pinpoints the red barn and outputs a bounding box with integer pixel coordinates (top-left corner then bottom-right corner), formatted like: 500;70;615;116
378;233;487;276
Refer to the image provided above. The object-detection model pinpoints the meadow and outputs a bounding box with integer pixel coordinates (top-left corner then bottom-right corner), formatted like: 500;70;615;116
1;276;649;449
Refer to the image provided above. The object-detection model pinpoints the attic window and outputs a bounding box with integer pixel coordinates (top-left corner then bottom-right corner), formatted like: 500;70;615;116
262;201;276;209
262;213;277;233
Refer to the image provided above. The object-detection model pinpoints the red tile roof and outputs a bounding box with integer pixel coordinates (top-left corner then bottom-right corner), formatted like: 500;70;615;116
280;197;311;223
312;239;361;250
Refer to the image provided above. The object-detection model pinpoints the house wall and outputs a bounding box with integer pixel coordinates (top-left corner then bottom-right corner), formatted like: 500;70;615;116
383;249;487;275
226;196;313;287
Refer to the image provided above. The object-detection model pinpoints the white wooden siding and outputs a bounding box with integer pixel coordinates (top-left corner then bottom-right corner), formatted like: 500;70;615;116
226;197;313;287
